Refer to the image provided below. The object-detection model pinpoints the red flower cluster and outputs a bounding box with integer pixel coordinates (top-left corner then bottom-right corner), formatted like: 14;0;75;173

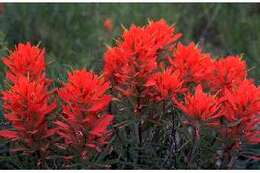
104;19;181;99
0;77;56;144
175;85;221;123
219;80;260;143
55;69;114;158
169;50;258;144
2;43;47;84
222;80;259;122
208;56;247;93
168;42;214;86
0;19;259;165
168;44;258;144
0;43;56;153
145;69;184;101
103;20;259;145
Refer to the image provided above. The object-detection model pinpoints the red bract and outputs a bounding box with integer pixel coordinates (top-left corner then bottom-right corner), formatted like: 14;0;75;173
141;19;181;52
219;114;260;145
104;18;113;32
209;55;247;93
218;80;260;144
120;19;181;56
145;68;185;101
103;19;181;98
175;85;221;124
0;77;56;146
103;46;133;86
3;42;46;83
58;70;111;123
168;42;214;86
56;69;114;157
222;80;260;122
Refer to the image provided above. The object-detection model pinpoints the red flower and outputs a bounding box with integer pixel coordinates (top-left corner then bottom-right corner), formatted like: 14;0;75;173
175;85;221;124
168;42;214;86
103;46;133;85
103;19;181;98
87;114;114;148
0;77;56;146
56;69;114;157
104;18;113;32
0;42;56;160
219;114;260;145
218;80;260;144
145;68;185;101
222;80;260;122
143;19;182;52
209;55;247;93
58;70;111;124
2;42;47;84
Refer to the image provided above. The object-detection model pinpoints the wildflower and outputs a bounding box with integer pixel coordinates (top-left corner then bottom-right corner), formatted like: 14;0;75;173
104;25;157;85
104;19;181;99
103;46;133;86
221;80;259;122
219;80;260;144
143;19;182;52
87;114;114;148
0;77;56;146
209;55;247;93
58;70;111;124
54;113;113;157
104;18;113;32
56;69;114;157
219;114;260;145
174;85;221;124
145;68;184;101
3;42;46;83
168;42;214;86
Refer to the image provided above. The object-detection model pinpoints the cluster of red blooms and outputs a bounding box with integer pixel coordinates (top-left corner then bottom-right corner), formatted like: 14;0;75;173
0;43;113;158
104;19;182;113
0;43;56;153
0;19;259;163
103;19;259;145
55;70;113;159
2;43;47;84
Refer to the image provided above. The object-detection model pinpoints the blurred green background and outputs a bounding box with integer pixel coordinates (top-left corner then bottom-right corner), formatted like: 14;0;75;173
0;3;259;85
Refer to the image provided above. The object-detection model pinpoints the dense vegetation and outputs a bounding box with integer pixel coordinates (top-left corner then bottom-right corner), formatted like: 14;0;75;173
0;4;259;169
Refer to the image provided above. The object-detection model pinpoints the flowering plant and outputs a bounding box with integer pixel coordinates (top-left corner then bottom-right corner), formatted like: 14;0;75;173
0;19;259;169
55;69;114;160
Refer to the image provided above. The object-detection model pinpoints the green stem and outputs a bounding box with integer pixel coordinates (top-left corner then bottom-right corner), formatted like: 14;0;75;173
188;125;200;168
171;110;177;169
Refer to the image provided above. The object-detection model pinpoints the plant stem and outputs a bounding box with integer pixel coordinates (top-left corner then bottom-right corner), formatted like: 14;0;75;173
188;125;200;168
171;109;177;169
227;153;238;169
224;141;239;169
136;87;143;166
